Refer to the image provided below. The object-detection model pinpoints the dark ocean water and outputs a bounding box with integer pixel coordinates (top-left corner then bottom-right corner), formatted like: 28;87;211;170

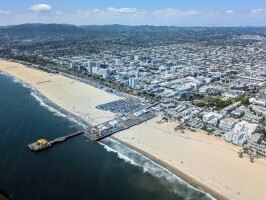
0;72;214;200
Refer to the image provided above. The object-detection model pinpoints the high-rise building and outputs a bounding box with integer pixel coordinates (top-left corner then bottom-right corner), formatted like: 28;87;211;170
98;68;111;79
87;61;95;74
128;77;139;89
115;59;122;65
11;49;19;55
70;60;78;69
92;66;100;74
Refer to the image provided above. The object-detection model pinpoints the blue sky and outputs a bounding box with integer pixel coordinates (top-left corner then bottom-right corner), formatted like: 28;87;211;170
0;0;266;26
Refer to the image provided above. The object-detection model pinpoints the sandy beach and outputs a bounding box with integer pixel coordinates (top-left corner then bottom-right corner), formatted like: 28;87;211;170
113;117;266;200
1;60;266;200
0;60;120;126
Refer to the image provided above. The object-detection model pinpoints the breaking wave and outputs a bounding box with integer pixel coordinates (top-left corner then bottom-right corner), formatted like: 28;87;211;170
99;142;138;167
30;92;87;129
100;138;216;200
2;72;87;129
11;77;32;89
2;69;215;199
12;78;20;83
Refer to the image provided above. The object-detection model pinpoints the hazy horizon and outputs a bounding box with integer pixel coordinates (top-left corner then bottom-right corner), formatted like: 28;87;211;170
0;0;266;26
1;23;266;28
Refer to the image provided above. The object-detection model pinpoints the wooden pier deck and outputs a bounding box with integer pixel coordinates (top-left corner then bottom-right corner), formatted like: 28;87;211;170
28;110;156;152
49;131;84;144
85;111;156;141
28;131;84;151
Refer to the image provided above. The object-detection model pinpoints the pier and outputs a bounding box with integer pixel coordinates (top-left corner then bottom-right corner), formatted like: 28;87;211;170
28;131;84;151
85;111;156;141
28;110;156;151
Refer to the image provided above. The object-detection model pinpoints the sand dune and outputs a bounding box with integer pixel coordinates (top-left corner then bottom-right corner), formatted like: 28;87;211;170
1;60;266;200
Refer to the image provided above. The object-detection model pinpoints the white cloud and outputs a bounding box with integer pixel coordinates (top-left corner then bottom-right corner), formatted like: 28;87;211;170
63;8;206;26
149;9;203;17
106;7;138;14
0;9;11;14
226;10;234;14
30;4;52;12
1;7;266;26
47;8;266;26
55;11;63;15
251;9;264;14
92;9;100;13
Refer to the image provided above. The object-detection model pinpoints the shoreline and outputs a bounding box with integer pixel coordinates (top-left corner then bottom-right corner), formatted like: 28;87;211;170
2;68;93;129
2;63;221;199
31;90;93;128
0;60;222;199
112;136;228;200
0;59;120;126
1;59;266;200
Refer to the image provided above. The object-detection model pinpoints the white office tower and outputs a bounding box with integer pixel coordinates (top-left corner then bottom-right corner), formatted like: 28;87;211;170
87;61;95;74
129;77;139;89
115;59;122;65
12;49;19;55
92;66;100;74
70;61;78;69
98;69;111;79
134;55;139;61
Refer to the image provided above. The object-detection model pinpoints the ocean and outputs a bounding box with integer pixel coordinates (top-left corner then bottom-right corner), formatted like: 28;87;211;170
0;72;214;200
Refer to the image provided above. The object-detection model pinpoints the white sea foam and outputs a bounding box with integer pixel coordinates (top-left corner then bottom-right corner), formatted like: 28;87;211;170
22;83;31;88
99;142;138;166
30;92;87;129
99;142;117;153
100;138;216;200
5;73;88;129
0;71;10;77
12;77;22;84
12;78;33;89
31;92;66;117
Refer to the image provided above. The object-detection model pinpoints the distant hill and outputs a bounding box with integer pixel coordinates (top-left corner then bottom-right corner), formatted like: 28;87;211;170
0;23;265;42
0;23;89;41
